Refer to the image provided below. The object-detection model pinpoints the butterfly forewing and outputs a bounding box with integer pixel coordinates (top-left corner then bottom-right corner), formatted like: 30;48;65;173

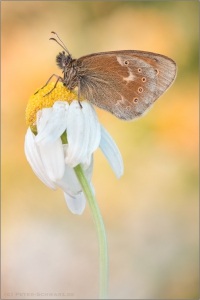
77;51;177;120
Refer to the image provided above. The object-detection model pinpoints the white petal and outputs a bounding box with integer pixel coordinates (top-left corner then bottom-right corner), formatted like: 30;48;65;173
64;192;86;215
38;138;65;181
100;125;124;179
65;100;90;167
83;154;94;181
36;101;69;144
83;103;101;166
24;128;56;190
57;149;94;196
88;104;101;151
36;108;53;133
56;164;82;196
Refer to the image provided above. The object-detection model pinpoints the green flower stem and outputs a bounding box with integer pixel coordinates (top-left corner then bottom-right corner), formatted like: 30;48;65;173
74;164;108;299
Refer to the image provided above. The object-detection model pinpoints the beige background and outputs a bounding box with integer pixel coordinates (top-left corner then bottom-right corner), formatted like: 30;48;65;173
2;1;199;299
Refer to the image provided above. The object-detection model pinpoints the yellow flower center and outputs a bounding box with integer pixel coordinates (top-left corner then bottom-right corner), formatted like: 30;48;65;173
25;82;80;128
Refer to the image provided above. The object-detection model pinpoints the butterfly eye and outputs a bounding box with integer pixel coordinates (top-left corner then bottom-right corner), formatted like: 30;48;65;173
133;98;139;103
138;87;143;93
138;68;142;73
142;77;146;82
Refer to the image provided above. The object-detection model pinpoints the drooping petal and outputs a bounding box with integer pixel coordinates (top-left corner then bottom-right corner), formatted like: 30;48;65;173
88;104;101;150
56;163;82;196
83;103;101;166
38;138;65;181
64;192;86;215
24;127;57;190
99;125;124;179
65;100;90;167
82;154;94;181
36;107;53;133
57;147;94;196
65;101;101;168
36;101;69;144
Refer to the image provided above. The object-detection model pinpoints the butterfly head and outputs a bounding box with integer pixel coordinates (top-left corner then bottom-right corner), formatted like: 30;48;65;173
50;32;72;70
56;51;72;70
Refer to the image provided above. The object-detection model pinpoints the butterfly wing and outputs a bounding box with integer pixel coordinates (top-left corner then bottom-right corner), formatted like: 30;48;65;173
77;51;177;120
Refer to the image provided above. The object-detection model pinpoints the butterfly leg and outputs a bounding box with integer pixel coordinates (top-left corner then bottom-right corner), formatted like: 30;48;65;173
43;75;63;96
34;74;63;95
78;80;83;109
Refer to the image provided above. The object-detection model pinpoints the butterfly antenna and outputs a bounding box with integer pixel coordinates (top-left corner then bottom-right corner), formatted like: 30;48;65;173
51;31;70;55
49;37;67;52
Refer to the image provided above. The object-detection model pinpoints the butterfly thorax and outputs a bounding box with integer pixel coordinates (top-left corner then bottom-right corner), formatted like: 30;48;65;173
56;51;79;90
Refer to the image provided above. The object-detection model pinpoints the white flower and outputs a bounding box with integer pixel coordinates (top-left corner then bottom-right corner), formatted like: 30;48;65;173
25;100;123;215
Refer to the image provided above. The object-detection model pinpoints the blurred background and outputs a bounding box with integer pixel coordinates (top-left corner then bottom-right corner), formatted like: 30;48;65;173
2;1;199;299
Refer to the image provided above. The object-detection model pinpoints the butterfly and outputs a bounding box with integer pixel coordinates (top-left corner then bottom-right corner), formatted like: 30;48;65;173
36;31;177;121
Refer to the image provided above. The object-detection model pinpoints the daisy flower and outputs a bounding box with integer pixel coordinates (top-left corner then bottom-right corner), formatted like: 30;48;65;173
25;82;123;215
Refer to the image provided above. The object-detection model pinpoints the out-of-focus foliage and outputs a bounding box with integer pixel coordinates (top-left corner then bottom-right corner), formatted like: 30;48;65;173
2;2;198;299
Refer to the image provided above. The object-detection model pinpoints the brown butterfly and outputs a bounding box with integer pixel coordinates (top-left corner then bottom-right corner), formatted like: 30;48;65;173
36;31;177;121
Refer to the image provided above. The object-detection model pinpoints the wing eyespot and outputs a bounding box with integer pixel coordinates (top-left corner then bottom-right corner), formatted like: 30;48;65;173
142;77;146;82
138;68;142;73
155;69;159;76
138;87;143;93
124;60;129;65
133;97;139;103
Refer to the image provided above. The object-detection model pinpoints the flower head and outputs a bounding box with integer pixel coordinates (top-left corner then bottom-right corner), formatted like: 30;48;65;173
25;82;123;214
